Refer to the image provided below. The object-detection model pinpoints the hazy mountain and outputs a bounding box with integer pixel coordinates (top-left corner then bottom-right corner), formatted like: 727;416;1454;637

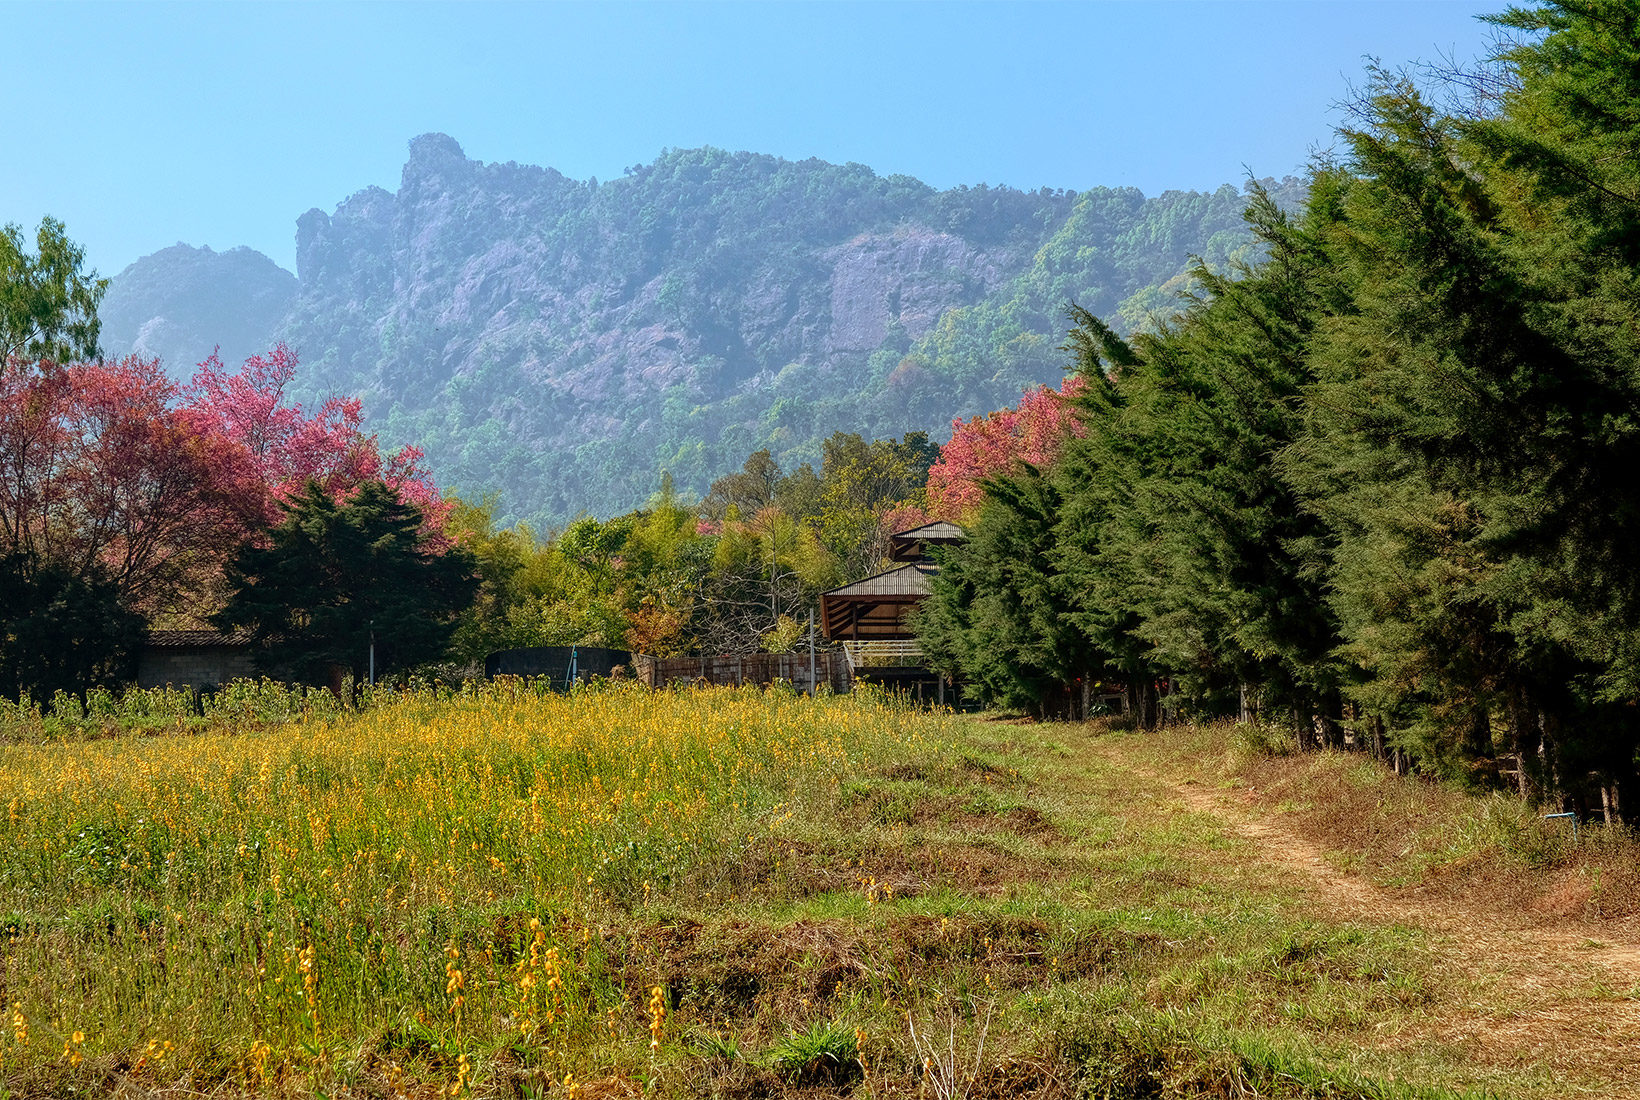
99;244;297;378
102;134;1301;526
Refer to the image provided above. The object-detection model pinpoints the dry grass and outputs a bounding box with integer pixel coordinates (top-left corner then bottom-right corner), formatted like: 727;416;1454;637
1145;718;1640;921
1085;718;1640;1097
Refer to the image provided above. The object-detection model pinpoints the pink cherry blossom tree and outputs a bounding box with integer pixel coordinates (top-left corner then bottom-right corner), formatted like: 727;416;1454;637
925;376;1087;522
181;344;450;530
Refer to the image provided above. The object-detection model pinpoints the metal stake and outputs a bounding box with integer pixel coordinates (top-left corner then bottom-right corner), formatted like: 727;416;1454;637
1544;811;1579;844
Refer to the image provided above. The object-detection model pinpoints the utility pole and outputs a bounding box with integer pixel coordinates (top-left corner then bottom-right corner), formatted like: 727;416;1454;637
368;621;375;688
808;609;817;695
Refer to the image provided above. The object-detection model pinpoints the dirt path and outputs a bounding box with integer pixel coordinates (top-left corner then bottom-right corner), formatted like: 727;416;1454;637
1169;771;1640;973
1095;749;1640;1092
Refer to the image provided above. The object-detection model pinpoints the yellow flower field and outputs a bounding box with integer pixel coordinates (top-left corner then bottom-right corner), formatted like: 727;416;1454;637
0;681;950;1094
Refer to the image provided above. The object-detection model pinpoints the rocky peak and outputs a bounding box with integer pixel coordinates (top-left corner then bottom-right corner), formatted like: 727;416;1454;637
402;133;472;190
97;244;296;378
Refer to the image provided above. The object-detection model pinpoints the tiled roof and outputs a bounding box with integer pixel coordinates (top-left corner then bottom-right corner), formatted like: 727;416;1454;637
821;563;938;599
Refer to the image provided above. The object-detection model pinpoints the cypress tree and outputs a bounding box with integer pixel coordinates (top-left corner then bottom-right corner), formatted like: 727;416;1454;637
918;465;1096;718
216;481;480;691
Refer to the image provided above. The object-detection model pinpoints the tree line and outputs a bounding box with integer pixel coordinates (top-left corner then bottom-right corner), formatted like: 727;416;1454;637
13;2;1633;825
442;431;940;665
0;222;478;702
918;2;1640;819
0;214;952;697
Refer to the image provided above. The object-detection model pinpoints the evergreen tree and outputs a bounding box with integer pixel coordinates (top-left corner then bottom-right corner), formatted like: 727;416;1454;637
1050;310;1168;727
918;466;1096;717
1080;185;1350;733
913;2;1640;813
1286;55;1640;805
1464;1;1640;808
0;551;143;704
215;481;479;689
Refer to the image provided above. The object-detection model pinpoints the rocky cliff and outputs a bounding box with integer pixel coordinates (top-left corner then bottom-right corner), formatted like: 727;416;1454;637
102;135;1300;525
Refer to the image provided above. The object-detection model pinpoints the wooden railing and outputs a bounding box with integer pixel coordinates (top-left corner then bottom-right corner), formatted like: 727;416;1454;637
842;640;926;669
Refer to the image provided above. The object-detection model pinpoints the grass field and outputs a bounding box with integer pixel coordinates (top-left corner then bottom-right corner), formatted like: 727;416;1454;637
0;683;1633;1098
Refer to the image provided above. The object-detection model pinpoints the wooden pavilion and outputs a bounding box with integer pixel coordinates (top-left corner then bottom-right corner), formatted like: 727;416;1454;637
888;521;966;562
819;523;964;699
818;561;940;644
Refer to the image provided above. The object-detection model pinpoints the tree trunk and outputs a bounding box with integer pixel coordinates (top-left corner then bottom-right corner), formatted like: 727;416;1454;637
1463;704;1495;759
327;663;348;705
1311;693;1335;750
1507;686;1542;802
1539;707;1562;805
1292;694;1315;752
1601;782;1619;826
1371;715;1386;762
1140;680;1160;732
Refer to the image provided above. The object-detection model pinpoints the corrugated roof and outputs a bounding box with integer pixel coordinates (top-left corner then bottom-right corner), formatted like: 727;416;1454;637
821;563;938;599
892;521;966;541
145;629;255;649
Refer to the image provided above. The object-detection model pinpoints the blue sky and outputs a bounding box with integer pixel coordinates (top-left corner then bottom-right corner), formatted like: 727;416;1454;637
5;1;1497;278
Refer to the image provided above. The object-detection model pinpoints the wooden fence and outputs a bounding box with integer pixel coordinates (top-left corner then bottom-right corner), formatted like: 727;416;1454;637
634;651;851;694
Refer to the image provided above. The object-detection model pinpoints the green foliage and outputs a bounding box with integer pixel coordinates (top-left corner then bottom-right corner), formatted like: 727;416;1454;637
0;551;143;705
444;424;940;662
0;216;105;368
766;1021;860;1087
761;615;806;655
919;467;1093;718
813;431;936;579
916;5;1640;813
215;481;479;686
261;139;1302;527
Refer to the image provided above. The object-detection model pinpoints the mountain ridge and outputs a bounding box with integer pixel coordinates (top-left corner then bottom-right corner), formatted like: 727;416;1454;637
100;134;1302;526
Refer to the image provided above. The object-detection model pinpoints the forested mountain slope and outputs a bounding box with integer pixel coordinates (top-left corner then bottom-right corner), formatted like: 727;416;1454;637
100;244;297;376
102;134;1301;526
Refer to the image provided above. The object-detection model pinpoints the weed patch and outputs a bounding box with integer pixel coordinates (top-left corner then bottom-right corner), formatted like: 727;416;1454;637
0;693;1597;1097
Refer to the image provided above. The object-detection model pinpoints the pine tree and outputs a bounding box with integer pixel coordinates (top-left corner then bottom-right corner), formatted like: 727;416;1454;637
0;551;143;703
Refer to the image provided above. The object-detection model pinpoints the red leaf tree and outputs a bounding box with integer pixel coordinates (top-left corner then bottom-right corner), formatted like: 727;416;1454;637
0;356;263;617
0;345;451;622
182;344;449;529
925;376;1087;523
